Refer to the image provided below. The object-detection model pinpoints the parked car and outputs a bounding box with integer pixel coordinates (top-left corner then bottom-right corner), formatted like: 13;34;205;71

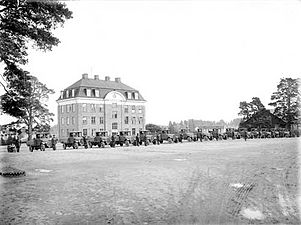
27;133;46;152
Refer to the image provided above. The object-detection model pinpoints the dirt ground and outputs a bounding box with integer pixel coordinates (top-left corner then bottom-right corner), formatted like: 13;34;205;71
0;138;300;225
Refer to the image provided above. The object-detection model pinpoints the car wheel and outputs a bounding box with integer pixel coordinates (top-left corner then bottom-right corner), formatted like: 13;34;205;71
63;144;66;150
41;144;45;151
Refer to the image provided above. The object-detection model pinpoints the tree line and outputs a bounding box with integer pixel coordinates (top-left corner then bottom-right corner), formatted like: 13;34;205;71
238;78;300;130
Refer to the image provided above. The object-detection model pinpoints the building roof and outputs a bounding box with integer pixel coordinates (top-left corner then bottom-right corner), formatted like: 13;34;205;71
239;109;286;128
58;75;145;101
66;77;137;92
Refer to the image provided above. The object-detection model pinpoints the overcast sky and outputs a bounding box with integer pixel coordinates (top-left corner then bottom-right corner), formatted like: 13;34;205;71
1;0;301;126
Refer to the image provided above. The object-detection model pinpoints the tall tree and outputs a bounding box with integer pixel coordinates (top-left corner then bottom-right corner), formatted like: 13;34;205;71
1;75;55;139
0;0;72;88
238;97;265;120
269;78;300;130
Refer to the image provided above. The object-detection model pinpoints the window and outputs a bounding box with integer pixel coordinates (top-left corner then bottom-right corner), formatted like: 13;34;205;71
66;117;70;125
125;116;129;124
127;92;132;99
100;117;104;124
72;89;75;97
83;129;87;136
61;105;64;113
82;104;87;112
66;129;69;134
134;92;139;99
92;89;96;97
132;128;136;135
112;122;118;130
61;117;65;125
91;104;96;112
124;106;129;113
139;106;142;114
132;105;135;113
72;104;75;112
91;116;96;125
66;104;70;113
87;89;91;96
60;91;64;99
69;90;72;98
132;93;135;99
61;129;64;136
72;117;75;125
99;105;103;112
82;116;87;125
95;90;99;97
92;129;96;136
84;89;87;96
139;117;143;124
112;111;117;119
132;117;136;124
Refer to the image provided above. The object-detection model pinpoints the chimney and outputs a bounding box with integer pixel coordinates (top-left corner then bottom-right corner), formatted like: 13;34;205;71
115;77;121;83
105;76;110;81
82;73;88;79
94;75;99;80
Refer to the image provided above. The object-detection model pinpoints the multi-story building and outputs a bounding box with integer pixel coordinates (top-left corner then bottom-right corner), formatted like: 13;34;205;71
57;73;146;139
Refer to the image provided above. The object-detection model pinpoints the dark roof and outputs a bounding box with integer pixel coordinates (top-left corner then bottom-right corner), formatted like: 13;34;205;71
59;77;145;101
239;109;286;128
66;78;137;91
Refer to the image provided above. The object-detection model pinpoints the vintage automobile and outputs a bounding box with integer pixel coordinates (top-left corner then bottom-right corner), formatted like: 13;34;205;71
113;131;133;147
89;131;106;148
38;132;57;150
179;129;197;142
61;131;88;149
159;129;178;144
270;128;280;138
260;128;272;138
250;128;259;138
139;130;155;146
27;133;46;152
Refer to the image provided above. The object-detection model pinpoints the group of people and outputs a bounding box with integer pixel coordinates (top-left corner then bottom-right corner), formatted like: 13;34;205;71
4;134;21;152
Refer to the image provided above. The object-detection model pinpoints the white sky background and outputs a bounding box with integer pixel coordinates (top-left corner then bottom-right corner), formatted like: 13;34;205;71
1;0;301;126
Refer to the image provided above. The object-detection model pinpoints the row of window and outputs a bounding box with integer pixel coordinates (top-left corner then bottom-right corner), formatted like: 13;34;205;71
61;127;142;137
60;104;143;114
61;116;144;125
61;88;139;100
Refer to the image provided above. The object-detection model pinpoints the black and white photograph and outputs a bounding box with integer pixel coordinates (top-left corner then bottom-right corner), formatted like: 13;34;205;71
0;0;300;224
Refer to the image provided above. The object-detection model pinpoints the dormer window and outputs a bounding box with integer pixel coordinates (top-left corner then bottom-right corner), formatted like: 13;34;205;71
72;89;75;97
134;92;138;99
132;93;135;99
95;90;99;97
91;89;95;97
127;92;131;99
60;91;64;99
87;89;91;97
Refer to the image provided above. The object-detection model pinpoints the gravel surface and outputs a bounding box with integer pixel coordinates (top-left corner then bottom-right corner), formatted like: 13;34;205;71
0;138;300;224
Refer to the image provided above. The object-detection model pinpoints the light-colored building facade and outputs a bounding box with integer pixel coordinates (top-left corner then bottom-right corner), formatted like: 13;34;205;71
57;74;146;139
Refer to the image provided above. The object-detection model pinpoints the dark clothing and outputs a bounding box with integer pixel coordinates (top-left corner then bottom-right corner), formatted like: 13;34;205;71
135;135;140;146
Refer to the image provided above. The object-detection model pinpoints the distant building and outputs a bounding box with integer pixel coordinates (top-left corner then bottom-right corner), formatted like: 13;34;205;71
57;74;146;139
239;109;286;129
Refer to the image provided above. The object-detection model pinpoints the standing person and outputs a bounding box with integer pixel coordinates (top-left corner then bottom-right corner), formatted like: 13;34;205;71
244;130;247;141
51;135;57;150
135;133;140;147
156;132;161;145
110;134;116;148
15;133;21;152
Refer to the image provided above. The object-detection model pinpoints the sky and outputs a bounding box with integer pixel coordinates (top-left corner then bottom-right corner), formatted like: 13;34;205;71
1;0;301;126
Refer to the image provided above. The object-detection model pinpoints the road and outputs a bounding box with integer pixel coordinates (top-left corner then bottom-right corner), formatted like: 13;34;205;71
0;138;300;224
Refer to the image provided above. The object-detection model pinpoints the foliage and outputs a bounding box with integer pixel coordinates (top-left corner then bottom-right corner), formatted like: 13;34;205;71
238;97;265;120
0;0;72;94
0;0;72;66
1;75;55;139
145;123;162;133
269;78;300;129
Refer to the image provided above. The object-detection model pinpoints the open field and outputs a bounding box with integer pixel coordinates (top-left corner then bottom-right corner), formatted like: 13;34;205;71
0;138;300;224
